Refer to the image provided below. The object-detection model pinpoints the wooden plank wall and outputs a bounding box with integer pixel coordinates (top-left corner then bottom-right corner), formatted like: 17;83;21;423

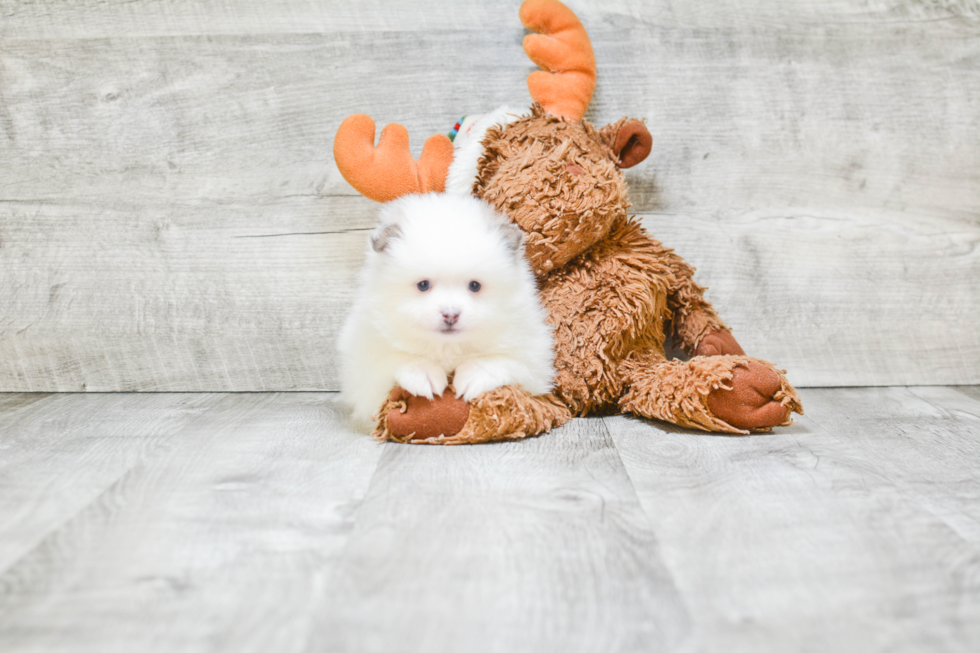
1;0;978;391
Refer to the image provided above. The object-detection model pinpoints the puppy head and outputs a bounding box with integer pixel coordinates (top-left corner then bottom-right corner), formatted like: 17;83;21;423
366;193;527;347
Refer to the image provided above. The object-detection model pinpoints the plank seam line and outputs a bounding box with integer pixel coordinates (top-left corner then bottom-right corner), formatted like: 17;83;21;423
597;416;656;517
798;391;980;550
233;228;371;238
0;393;233;579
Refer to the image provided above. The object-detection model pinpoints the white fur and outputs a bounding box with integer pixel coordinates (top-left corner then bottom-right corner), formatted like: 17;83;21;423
445;105;526;195
338;193;554;429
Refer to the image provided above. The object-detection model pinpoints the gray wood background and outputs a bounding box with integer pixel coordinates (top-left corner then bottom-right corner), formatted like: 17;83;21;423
1;0;978;391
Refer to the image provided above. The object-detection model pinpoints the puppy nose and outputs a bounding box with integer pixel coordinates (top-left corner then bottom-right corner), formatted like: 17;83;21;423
441;310;459;326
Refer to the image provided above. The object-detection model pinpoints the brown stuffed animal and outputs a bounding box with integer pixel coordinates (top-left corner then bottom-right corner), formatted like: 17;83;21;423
335;0;802;443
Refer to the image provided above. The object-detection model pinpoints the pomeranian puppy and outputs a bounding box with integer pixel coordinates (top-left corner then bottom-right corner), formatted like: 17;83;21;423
338;193;554;428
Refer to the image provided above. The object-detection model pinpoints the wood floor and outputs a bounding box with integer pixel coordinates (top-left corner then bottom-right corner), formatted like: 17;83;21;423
0;387;978;652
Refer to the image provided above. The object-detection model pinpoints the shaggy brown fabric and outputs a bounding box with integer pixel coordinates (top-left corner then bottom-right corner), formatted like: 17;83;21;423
533;215;736;415
472;106;802;433
537;215;671;413
374;385;571;445
666;260;729;354
619;354;802;435
476;105;630;276
448;386;571;445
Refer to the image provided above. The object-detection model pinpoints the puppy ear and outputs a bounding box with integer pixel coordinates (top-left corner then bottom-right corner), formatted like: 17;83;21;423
499;221;525;257
371;223;402;253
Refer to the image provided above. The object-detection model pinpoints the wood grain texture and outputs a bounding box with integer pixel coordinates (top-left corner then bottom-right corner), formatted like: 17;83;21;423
0;0;522;40
1;0;978;390
0;200;366;391
954;384;980;402
0;392;50;415
307;416;691;653
0;392;224;573
804;386;980;544
609;387;980;653
1;389;979;651
649;210;980;386
0;392;383;653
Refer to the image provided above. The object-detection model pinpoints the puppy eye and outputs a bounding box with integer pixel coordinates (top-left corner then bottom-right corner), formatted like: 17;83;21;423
468;281;481;292
417;280;431;292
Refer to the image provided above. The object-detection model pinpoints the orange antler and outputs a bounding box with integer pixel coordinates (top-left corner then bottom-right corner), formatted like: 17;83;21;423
333;114;455;203
520;0;596;122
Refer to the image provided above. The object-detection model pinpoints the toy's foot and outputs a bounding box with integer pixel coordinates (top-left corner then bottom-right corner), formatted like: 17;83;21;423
695;329;745;357
706;360;801;431
619;352;802;434
374;385;572;445
382;387;470;442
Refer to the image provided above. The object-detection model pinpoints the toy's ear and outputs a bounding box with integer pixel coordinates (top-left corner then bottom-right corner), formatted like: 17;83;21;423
600;119;653;168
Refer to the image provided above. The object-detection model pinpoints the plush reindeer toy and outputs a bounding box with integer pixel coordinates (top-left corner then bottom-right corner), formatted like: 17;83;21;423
334;0;803;444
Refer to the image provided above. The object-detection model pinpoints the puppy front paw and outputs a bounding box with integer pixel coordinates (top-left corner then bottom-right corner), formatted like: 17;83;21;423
395;361;448;400
453;361;510;401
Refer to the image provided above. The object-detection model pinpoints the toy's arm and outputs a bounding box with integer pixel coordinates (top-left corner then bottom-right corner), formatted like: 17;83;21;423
660;248;744;357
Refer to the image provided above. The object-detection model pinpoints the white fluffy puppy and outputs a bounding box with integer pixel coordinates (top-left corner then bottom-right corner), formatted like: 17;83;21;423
338;193;554;427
